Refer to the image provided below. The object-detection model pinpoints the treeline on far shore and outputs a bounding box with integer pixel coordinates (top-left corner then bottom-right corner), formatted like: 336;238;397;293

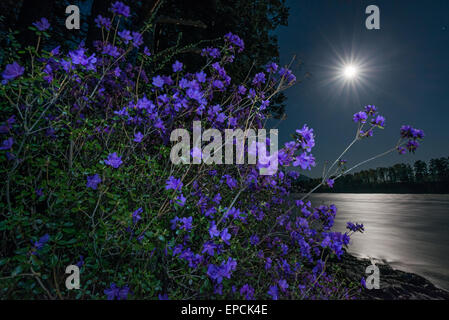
297;157;449;194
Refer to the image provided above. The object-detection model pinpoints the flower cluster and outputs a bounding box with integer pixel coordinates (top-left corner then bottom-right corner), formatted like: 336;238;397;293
352;107;424;154
0;1;424;300
352;105;386;138
398;125;425;154
104;283;131;300
31;234;50;255
1;62;24;84
32;17;51;31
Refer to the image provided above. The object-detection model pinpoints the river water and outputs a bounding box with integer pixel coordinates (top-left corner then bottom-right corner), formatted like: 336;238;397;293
307;193;449;291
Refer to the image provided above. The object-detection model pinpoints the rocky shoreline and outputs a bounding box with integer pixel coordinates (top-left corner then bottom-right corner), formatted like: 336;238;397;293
337;254;449;300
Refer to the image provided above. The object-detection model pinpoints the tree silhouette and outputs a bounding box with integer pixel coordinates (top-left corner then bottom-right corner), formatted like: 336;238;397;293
414;160;428;183
298;156;449;193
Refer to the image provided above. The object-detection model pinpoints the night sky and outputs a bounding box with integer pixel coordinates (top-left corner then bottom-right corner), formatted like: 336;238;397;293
271;0;449;178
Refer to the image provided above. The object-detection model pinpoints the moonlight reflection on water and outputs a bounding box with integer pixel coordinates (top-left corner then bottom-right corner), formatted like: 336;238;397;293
307;193;449;290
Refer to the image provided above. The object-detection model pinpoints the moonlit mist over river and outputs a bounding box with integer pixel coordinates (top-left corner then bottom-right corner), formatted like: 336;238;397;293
309;194;449;290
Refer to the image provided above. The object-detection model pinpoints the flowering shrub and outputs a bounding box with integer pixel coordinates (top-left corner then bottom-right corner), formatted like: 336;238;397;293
0;2;423;300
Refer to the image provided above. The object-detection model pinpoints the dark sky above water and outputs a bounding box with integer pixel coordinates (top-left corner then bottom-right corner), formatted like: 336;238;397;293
270;0;449;178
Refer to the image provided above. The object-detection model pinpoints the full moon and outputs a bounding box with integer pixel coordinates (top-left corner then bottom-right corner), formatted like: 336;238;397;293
343;65;358;79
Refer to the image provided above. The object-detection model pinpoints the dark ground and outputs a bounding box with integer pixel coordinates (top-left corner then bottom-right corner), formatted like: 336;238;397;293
338;254;449;300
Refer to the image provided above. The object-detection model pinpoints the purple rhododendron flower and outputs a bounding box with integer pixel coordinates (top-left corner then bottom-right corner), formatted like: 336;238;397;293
265;257;272;270
412;128;425;139
260;99;270;111
279;67;296;83
32;17;50;31
152;75;164;88
143;46;151;56
224;32;244;52
250;234;259;246
252;72;266;85
361;277;367;289
268;285;278;300
321;236;332;248
86;174;101;190
353;111;368;123
117;286;131;300
240;284;255;300
359;129;373;138
2;62;24;81
223;174;237;189
406;140;419;153
175;193;186;206
212;79;224;89
207;257;237;284
180;216;193;231
170;216;179;230
364;105;377;115
400;125;424;140
400;125;413;138
76;255;84;268
207;264;222;283
278;279;289;292
196;71;206;82
95;15;111;30
326;178;334;188
132;32;143;47
69;48;97;70
293;152;316;170
296;124;315;151
371;115;385;127
6;116;16;126
202;241;217;256
0;137;13;150
31;233;50;255
118;30;132;44
50;46;60;56
209;221;220;238
111;1;130;17
266;62;278;73
104;152;123;168
165;176;183;191
202;47;221;58
113;66;121;77
133;131;144;143
213;193;221;204
220;228;231;245
136;96;154;111
104;283;131;300
132;207;143;224
104;283;119;300
102;44;120;58
172;60;183;72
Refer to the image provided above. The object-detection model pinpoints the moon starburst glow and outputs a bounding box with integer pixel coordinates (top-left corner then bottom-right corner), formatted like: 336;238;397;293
311;43;383;107
343;65;358;79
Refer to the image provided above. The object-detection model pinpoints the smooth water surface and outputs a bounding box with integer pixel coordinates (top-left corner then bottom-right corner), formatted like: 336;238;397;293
308;194;449;290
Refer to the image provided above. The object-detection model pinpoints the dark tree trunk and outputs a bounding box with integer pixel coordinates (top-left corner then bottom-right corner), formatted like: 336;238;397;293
86;0;111;48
